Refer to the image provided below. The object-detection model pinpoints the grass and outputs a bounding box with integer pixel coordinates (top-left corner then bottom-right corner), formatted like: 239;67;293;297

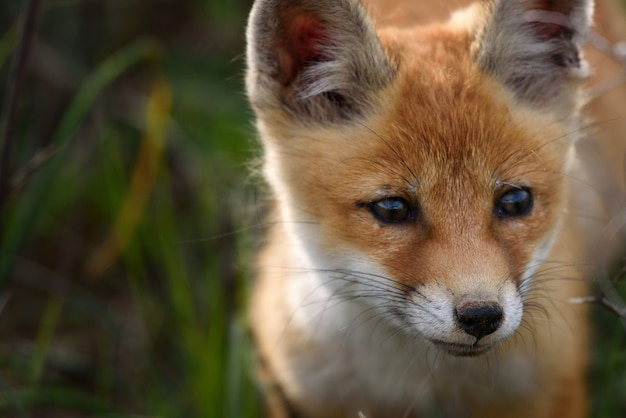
0;0;624;417
0;0;259;416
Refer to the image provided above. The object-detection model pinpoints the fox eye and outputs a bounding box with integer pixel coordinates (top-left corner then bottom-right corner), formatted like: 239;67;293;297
367;198;413;224
496;188;533;218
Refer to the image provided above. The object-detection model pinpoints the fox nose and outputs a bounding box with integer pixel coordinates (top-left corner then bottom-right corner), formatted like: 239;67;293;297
454;301;503;340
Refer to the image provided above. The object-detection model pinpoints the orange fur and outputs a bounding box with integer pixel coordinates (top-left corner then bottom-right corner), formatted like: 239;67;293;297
246;0;626;417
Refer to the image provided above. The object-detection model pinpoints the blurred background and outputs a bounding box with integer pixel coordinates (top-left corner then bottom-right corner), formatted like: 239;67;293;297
0;0;624;417
0;0;259;417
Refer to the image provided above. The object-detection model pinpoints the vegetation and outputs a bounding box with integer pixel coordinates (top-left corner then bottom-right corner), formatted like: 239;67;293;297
0;0;258;417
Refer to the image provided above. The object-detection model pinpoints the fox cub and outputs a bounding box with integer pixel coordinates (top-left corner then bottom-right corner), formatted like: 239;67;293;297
246;0;626;416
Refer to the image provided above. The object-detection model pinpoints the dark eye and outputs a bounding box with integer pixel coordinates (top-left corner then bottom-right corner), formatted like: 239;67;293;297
367;198;413;224
496;188;533;218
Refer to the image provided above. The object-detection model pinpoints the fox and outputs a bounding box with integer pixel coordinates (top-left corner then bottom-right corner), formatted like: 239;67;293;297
245;0;626;417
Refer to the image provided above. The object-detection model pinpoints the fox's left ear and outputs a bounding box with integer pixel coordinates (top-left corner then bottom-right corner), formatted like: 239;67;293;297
474;0;593;108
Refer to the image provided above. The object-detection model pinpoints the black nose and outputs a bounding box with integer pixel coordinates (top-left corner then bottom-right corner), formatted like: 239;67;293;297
455;302;503;340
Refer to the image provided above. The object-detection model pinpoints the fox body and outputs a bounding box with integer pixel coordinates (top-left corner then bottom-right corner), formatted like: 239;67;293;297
245;0;626;417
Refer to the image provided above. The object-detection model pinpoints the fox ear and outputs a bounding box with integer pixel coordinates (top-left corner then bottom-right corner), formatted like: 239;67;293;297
474;0;593;108
245;0;396;124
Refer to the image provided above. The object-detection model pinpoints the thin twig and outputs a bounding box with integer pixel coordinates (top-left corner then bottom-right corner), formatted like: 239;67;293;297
572;295;626;318
0;0;42;233
8;145;57;195
572;292;626;333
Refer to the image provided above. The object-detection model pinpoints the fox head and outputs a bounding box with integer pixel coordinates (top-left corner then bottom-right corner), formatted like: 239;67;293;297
246;0;592;356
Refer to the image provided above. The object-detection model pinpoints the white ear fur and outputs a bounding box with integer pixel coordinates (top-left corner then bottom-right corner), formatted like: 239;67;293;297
245;0;396;124
474;0;593;109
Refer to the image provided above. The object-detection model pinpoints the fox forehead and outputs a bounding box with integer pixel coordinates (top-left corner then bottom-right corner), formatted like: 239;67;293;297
378;25;566;173
269;26;568;203
259;25;570;284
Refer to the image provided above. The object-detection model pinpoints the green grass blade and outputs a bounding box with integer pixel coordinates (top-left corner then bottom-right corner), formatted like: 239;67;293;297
0;37;161;286
30;296;64;385
0;24;17;69
0;386;134;417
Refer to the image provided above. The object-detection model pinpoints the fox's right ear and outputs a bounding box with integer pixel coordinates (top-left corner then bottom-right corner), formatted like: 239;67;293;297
245;0;396;124
473;0;593;110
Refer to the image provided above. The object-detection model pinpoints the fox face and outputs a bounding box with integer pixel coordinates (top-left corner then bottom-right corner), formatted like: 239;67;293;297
248;0;585;356
247;0;601;415
263;76;573;357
